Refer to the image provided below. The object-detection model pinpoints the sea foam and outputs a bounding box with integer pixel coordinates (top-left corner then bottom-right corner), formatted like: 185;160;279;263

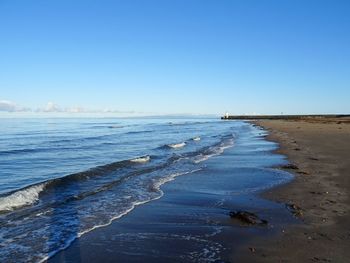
130;155;151;163
193;138;234;163
167;142;186;148
0;184;46;212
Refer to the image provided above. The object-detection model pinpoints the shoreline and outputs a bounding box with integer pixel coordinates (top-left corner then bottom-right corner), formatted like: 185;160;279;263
48;122;294;262
45;119;350;262
236;119;350;262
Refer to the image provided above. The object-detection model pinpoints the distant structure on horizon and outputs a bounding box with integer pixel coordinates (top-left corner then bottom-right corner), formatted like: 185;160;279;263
221;114;350;120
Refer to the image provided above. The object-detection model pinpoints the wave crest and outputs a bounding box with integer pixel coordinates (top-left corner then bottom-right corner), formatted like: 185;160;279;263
0;184;46;212
193;138;234;163
130;155;151;163
167;142;186;149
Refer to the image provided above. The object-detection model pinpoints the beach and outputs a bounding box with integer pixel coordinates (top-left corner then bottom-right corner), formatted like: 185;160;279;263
2;118;349;262
47;120;295;263
0;119;295;262
237;118;350;262
2;0;350;261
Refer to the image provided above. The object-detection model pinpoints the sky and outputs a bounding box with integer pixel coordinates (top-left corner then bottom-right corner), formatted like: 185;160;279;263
0;0;349;116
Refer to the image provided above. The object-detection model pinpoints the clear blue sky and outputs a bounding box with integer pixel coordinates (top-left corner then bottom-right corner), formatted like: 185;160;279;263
1;0;349;116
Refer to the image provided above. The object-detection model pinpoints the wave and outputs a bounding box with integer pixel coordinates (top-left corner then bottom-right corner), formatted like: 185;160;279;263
0;133;120;156
0;154;183;214
130;155;151;163
126;130;153;135
50;133;119;144
90;123;131;129
0;145;97;156
167;121;211;126
0;147;41;155
167;142;186;149
192;137;201;141
152;168;201;191
0;183;46;212
0;131;237;263
193;138;234;163
0;158;139;213
0;134;234;214
39;168;202;263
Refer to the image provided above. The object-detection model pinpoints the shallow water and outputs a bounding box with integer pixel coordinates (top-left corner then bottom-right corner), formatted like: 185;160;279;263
0;118;291;262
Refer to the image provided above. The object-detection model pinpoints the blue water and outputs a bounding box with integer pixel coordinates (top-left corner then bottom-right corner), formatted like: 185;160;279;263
0;118;289;262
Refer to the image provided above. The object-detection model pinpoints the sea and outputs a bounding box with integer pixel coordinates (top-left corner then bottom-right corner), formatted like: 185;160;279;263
0;118;291;262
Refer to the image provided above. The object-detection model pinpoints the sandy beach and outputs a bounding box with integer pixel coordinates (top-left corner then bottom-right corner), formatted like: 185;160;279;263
237;118;350;262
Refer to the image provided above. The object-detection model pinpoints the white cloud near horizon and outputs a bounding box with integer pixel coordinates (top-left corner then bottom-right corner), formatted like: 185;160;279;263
0;99;143;115
0;100;30;112
39;101;62;112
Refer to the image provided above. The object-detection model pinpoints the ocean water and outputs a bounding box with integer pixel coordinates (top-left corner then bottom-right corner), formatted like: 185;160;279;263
0;118;289;262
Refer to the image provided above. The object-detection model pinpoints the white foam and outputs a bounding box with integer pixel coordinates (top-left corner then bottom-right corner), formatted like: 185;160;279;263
192;137;201;141
167;142;186;148
0;184;46;212
193;154;212;163
39;168;202;263
218;138;234;151
37;137;234;262
153;171;192;190
194;138;234;163
130;155;151;163
36;138;234;262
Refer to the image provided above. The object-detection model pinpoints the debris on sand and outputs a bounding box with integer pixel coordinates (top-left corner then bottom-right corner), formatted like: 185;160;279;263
281;164;299;170
310;191;323;195
229;211;268;226
248;247;256;252
286;203;303;217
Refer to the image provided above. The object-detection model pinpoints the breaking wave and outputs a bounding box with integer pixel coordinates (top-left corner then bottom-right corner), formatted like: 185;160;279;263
0;184;46;212
167;142;186;148
0;134;234;214
130;155;151;163
0;124;238;263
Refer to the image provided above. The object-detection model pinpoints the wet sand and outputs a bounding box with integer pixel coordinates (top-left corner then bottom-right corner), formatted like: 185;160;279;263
237;119;350;262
